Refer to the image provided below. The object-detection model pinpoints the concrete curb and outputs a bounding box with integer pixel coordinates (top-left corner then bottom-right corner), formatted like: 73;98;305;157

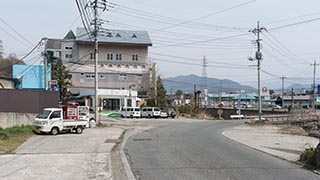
119;129;136;180
119;127;151;180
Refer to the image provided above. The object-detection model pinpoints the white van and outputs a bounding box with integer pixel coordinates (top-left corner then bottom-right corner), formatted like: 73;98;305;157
141;107;161;118
120;107;141;118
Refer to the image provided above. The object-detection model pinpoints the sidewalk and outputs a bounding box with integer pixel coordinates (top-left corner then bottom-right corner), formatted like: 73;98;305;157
222;125;319;161
0;127;123;180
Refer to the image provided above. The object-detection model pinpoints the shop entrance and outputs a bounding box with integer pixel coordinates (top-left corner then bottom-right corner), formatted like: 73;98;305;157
103;99;120;111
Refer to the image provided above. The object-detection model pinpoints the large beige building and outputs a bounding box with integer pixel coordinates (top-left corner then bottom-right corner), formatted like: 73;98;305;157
45;28;153;110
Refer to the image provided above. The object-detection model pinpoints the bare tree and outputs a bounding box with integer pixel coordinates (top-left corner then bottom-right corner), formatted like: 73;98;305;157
0;40;3;59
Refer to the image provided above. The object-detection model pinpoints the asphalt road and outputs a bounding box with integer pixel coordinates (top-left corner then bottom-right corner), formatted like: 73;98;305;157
125;119;320;180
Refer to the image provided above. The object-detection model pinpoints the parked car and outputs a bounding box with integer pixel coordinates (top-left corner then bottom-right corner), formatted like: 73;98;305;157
120;107;141;118
167;108;176;118
160;110;168;118
141;107;161;118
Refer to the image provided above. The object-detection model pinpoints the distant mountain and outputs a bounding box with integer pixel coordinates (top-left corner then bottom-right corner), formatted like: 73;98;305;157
286;83;311;91
163;74;256;94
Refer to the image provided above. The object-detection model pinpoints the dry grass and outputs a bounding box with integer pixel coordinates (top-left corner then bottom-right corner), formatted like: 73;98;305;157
279;126;308;136
0;126;34;154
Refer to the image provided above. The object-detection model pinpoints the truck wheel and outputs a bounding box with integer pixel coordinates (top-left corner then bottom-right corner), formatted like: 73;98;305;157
51;127;59;136
76;126;83;134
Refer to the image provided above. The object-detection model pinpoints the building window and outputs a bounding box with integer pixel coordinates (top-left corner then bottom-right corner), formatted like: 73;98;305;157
65;47;73;50
90;52;95;60
142;65;146;68
65;54;72;59
108;64;113;68
107;53;113;60
133;65;138;68
132;54;138;61
117;65;121;68
65;54;72;58
116;54;122;60
85;74;95;79
80;73;84;76
136;74;142;79
119;74;127;80
125;65;129;68
100;74;106;79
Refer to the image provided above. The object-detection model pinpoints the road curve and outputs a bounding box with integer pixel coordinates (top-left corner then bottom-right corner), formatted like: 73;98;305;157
125;120;319;180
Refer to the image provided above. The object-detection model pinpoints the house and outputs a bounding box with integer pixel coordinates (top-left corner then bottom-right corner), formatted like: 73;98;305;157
0;76;18;89
274;95;311;108
45;28;153;110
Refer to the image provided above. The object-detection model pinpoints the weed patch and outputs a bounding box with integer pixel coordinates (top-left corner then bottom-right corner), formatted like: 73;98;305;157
0;125;34;154
112;129;127;152
299;147;317;169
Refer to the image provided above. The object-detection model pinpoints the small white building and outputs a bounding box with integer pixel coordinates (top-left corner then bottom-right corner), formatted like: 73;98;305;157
80;89;140;111
0;76;17;89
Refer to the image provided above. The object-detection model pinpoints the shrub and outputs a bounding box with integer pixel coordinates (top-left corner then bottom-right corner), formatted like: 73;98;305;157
300;147;317;168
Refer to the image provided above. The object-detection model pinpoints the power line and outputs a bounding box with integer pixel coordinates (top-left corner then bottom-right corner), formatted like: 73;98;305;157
149;52;250;67
269;17;320;31
266;11;320;26
0;26;31;48
264;31;306;63
75;0;93;41
0;17;33;45
151;0;256;32
108;1;249;32
154;33;250;48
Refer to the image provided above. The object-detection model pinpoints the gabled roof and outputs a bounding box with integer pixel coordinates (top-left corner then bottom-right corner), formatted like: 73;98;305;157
0;75;19;82
75;28;152;46
64;30;76;40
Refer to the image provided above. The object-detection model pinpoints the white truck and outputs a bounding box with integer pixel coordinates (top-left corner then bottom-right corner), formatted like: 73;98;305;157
33;107;89;135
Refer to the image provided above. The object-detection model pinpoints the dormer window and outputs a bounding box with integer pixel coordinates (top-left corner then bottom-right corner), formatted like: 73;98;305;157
132;34;137;38
116;33;121;37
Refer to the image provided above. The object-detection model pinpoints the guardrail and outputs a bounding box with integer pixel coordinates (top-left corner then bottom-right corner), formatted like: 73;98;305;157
246;113;320;125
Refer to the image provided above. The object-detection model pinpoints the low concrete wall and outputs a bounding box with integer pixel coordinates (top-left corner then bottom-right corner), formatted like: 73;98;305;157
204;107;287;119
0;112;37;128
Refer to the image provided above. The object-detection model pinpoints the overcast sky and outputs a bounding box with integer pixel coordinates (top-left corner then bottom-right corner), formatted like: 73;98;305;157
1;0;320;89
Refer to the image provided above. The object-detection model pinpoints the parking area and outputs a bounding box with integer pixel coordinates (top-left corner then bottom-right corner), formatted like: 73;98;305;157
0;127;123;180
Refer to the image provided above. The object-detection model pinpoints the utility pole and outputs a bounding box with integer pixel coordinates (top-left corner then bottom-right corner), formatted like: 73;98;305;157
311;60;319;112
43;38;48;91
249;21;266;121
219;82;222;104
93;0;100;123
291;88;294;109
201;56;208;107
280;75;287;107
